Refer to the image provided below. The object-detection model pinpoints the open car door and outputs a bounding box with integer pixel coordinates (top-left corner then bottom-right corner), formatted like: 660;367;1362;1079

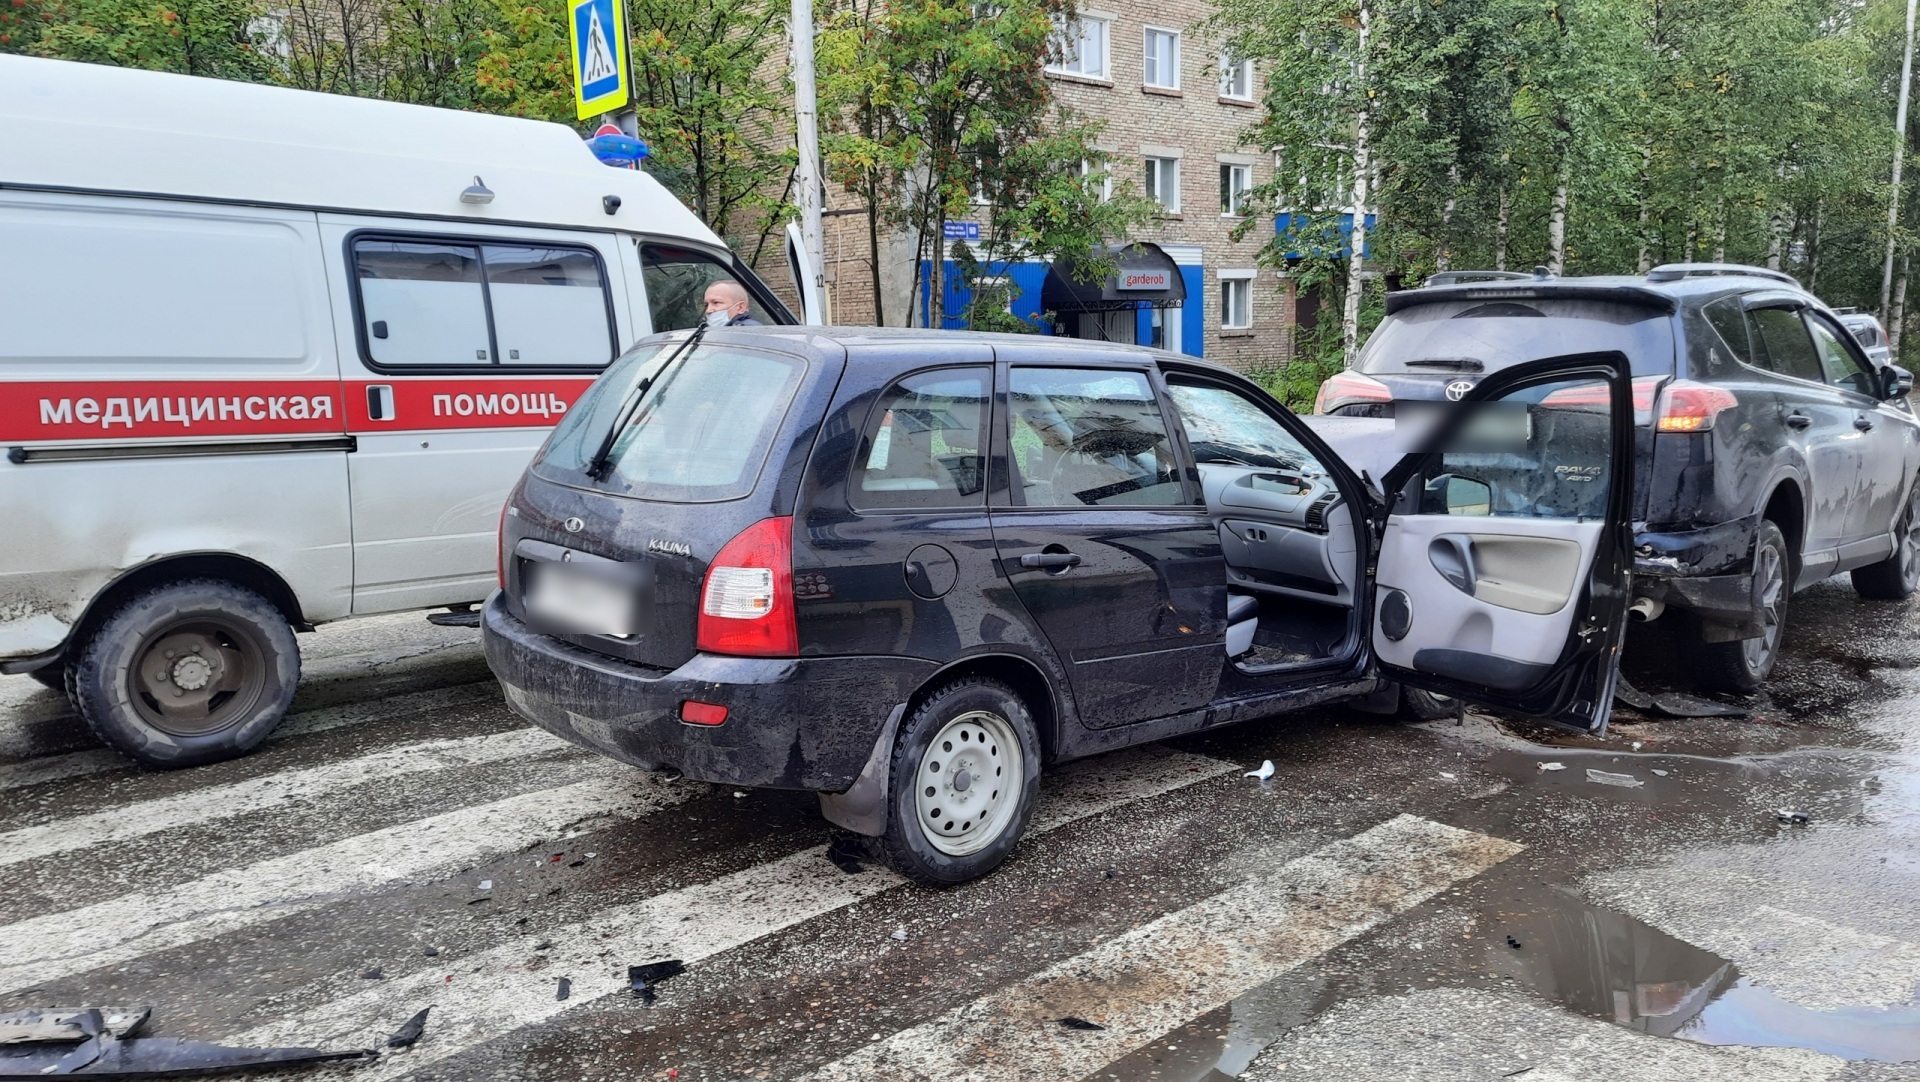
785;220;826;325
1369;353;1635;732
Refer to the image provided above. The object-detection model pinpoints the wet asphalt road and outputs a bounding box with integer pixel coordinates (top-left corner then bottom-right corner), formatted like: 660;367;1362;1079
1;582;1917;1081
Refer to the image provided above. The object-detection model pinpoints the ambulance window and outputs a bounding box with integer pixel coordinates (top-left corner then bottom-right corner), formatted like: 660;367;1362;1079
484;245;616;366
353;239;492;366
641;244;773;331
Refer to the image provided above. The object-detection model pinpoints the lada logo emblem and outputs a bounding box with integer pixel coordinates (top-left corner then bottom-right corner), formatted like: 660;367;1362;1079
1444;380;1475;402
563;517;585;533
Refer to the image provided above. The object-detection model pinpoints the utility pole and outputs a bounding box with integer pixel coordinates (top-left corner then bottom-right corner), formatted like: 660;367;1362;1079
1883;0;1916;320
790;0;827;321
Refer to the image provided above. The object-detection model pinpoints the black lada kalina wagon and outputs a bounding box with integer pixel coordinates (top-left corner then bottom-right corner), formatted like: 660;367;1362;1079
483;327;1637;883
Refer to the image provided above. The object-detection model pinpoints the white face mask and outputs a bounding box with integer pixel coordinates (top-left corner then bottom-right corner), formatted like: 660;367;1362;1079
705;310;731;328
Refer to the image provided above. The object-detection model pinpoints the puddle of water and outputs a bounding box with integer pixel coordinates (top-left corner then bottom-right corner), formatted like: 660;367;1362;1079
1502;887;1920;1063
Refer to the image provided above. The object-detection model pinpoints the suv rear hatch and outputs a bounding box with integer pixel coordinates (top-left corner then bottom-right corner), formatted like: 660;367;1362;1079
500;333;838;671
1318;288;1678;520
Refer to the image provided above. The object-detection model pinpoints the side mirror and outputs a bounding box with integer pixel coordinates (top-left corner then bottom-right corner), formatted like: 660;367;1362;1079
1411;473;1492;516
1884;366;1914;400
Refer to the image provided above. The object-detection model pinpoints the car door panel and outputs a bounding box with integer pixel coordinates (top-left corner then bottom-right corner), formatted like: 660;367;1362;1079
1807;312;1907;556
1374;354;1636;732
987;363;1227;730
1375;517;1602;685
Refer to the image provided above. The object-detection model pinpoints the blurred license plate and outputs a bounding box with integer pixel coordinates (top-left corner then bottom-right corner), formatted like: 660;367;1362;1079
525;563;641;637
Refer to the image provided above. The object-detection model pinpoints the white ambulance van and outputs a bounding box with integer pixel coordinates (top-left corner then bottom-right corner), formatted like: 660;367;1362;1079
0;55;812;767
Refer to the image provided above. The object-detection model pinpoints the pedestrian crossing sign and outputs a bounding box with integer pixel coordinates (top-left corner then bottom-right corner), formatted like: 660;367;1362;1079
568;0;629;120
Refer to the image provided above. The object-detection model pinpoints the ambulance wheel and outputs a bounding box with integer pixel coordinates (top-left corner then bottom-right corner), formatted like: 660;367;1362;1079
71;579;299;769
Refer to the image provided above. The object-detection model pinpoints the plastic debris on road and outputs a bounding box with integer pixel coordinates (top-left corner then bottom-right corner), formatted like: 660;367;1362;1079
555;977;571;1001
1244;760;1275;781
386;1007;432;1048
1775;809;1811;825
890;927;909;942
629;960;686;1005
0;1005;373;1076
1059;1017;1106;1031
1585;769;1644;788
826;835;866;875
1537;762;1566;772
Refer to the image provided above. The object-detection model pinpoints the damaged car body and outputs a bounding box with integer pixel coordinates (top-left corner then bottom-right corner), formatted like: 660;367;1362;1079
484;328;1637;883
1314;263;1920;692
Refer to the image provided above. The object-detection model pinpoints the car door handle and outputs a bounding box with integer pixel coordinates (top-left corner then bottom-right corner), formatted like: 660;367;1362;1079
1855;416;1875;431
1019;552;1082;570
1785;412;1813;429
1428;534;1478;596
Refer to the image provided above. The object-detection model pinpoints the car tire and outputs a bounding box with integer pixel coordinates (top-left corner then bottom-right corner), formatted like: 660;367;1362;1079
1851;485;1920;601
879;677;1042;886
1401;687;1459;721
70;579;299;769
1690;520;1789;694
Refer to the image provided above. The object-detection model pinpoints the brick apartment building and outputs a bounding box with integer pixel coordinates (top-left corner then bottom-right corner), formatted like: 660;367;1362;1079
781;1;1306;370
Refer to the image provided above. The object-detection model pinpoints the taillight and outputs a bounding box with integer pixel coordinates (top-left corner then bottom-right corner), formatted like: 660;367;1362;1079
696;516;797;657
1654;380;1739;433
1314;370;1393;415
1539;375;1666;426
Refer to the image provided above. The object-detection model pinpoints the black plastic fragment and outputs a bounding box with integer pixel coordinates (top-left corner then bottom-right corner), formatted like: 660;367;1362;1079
362;968;384;980
629;960;686;1005
826;835;866;875
1058;1017;1105;1031
0;1006;373;1080
1612;678;1655;711
1776;810;1811;825
1650;692;1746;719
555;978;571;1001
1506;936;1523;950
421;946;439;957
386;1007;432;1048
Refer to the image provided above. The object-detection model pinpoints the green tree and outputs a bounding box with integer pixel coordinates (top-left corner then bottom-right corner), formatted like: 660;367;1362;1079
19;0;278;79
818;0;1155;327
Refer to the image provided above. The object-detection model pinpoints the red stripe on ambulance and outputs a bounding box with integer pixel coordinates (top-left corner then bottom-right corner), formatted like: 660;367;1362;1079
1;381;345;443
343;379;596;432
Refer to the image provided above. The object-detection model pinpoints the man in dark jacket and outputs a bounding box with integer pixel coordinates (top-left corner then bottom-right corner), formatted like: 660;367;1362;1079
703;281;761;327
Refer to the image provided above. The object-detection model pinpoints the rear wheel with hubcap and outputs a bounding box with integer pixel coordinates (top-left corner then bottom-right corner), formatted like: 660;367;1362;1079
1851;485;1920;600
880;677;1041;885
1690;520;1789;694
70;579;299;768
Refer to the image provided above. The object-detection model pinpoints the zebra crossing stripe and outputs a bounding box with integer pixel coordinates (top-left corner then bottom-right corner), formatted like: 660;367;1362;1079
0;766;700;995
804;814;1523;1082
224;746;1242;1079
0;682;502;793
0;728;573;868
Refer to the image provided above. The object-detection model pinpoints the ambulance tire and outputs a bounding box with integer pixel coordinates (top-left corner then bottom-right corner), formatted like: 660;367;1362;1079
71;579;300;769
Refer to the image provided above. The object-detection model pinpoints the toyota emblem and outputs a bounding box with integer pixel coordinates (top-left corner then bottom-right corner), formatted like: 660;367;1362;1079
563;516;585;533
1444;380;1475;402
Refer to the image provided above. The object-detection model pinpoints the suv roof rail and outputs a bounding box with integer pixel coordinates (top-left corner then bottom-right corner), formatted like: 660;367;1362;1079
1424;270;1534;287
1646;262;1802;288
1832;305;1863;315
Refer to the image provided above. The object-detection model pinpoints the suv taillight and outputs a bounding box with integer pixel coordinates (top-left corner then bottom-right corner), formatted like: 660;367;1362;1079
697;517;797;657
1539;374;1666;426
1654;380;1739;433
1314;371;1392;415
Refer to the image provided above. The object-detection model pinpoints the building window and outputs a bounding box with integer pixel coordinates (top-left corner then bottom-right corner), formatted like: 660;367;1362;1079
1077;159;1113;202
1149;305;1183;352
1145;157;1181;211
1048;16;1110;79
1220;163;1251;216
1143;28;1181;89
1219;270;1255;329
1219;52;1254;99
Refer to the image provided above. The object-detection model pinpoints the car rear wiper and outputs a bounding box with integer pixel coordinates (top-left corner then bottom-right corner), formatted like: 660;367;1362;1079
584;322;709;482
1402;358;1485;371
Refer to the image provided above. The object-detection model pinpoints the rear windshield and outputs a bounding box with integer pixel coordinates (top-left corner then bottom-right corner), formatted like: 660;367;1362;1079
1358;298;1675;377
535;340;806;502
